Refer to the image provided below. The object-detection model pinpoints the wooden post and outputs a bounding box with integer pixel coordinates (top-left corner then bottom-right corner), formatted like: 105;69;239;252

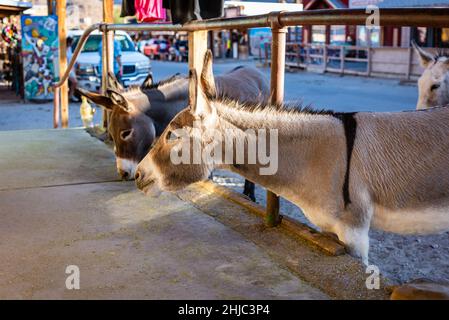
188;30;208;72
47;0;54;15
57;0;68;128
340;45;345;75
296;44;301;67
53;86;59;128
102;0;114;129
264;42;269;67
306;45;310;66
266;16;287;227
406;46;413;80
323;44;328;71
367;47;372;77
188;30;208;108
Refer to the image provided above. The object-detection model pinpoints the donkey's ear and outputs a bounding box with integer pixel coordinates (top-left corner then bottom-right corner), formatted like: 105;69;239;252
107;89;131;111
200;50;217;99
107;71;124;91
141;73;154;89
188;69;198;112
76;88;113;110
412;40;434;68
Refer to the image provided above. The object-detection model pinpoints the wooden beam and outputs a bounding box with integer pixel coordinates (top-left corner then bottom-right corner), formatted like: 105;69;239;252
188;30;208;106
103;0;114;23
57;0;68;128
47;0;53;15
102;0;114;129
266;23;287;227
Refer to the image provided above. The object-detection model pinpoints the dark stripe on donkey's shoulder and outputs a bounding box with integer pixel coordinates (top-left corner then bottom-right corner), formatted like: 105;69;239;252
333;112;357;207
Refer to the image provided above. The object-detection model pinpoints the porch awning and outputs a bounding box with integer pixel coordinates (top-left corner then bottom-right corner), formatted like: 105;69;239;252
349;0;449;8
0;0;32;18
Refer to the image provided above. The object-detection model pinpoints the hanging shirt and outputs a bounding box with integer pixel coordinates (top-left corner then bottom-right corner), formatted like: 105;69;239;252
135;0;167;23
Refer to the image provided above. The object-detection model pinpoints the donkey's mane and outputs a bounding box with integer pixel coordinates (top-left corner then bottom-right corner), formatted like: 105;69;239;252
116;73;188;99
434;48;449;60
119;85;145;97
146;73;188;90
211;96;336;117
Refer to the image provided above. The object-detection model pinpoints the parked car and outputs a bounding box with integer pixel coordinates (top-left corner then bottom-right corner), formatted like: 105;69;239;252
137;39;151;54
69;30;152;92
143;39;170;60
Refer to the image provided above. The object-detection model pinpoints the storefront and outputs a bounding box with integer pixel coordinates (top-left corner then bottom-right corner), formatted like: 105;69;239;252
301;0;358;45
350;0;449;48
300;0;449;48
223;1;303;58
0;0;32;99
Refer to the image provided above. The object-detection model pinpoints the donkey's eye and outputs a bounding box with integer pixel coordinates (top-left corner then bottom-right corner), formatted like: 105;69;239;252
431;84;440;91
167;130;180;141
120;129;133;141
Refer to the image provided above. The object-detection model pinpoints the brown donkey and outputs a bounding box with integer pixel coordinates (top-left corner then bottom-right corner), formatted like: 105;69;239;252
78;66;269;200
135;51;449;264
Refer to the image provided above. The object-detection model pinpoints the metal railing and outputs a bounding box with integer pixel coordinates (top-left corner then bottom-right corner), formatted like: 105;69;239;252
54;8;449;90
54;7;449;228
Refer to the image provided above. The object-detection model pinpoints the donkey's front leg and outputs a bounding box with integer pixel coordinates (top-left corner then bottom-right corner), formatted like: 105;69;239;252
333;205;372;265
335;223;370;265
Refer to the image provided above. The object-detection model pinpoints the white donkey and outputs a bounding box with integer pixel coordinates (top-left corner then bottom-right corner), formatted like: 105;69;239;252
412;40;449;109
135;51;449;264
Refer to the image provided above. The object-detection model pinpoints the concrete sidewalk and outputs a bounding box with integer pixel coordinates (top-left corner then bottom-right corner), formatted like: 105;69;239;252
0;129;328;299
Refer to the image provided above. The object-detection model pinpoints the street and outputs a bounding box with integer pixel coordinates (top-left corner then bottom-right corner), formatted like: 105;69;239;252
151;60;418;112
0;60;418;131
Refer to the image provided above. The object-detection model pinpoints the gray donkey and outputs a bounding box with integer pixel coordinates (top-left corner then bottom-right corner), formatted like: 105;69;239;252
135;50;449;264
78;66;270;201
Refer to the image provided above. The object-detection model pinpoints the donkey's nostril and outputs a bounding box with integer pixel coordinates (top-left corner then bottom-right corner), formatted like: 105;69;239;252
118;169;130;180
135;170;141;181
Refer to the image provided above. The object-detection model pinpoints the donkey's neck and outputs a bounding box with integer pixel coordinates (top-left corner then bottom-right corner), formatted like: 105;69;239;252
212;100;346;214
213;100;339;136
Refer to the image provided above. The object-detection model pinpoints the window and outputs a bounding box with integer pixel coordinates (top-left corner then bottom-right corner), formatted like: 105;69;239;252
357;26;380;47
311;25;326;44
287;26;302;43
72;34;136;52
330;26;346;45
370;27;381;47
440;28;449;48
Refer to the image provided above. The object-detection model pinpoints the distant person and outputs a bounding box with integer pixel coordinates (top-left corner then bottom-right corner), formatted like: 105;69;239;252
66;36;79;102
226;38;231;58
159;39;167;52
98;38;123;83
231;31;239;59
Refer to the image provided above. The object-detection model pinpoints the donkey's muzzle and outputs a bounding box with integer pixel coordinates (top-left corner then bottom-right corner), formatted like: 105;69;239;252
118;169;131;181
135;169;152;191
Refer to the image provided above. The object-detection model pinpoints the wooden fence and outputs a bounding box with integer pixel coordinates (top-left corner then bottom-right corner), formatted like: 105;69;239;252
263;42;428;80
